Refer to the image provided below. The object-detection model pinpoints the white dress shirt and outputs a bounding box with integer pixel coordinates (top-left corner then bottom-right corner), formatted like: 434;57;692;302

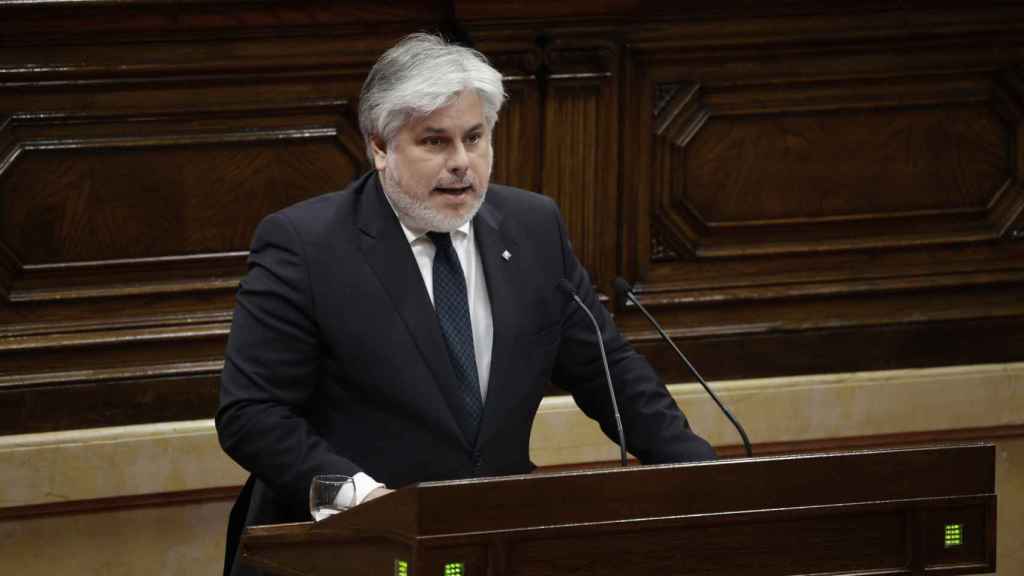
341;194;495;507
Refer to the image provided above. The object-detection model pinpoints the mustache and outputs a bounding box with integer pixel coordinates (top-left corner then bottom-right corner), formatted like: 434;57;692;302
434;175;476;188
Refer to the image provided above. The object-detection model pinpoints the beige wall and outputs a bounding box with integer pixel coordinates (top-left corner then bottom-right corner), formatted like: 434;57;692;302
2;500;232;576
1;362;1022;575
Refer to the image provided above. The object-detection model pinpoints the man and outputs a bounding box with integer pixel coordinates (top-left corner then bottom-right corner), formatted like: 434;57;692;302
217;33;714;576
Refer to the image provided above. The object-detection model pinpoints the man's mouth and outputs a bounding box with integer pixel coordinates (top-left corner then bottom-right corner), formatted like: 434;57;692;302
434;185;472;195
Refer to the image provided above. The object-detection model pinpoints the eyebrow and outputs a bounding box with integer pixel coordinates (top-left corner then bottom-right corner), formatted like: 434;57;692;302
420;123;485;135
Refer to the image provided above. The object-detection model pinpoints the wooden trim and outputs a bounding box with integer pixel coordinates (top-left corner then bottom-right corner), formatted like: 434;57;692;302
540;424;1024;470
0;485;242;522
0;359;223;389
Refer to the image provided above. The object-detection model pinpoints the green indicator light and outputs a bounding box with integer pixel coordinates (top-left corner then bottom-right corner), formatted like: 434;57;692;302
944;523;964;548
443;562;465;576
395;559;409;576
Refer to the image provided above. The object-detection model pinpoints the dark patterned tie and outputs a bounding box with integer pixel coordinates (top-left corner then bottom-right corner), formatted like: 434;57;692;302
427;231;483;444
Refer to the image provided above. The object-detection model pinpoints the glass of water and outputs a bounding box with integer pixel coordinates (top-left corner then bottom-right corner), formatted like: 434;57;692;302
309;474;356;521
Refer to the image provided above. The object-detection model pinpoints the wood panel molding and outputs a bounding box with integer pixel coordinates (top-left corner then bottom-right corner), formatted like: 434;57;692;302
1;1;1023;433
484;33;620;282
650;69;1023;260
0;1;444;48
0;101;364;303
614;6;1024;382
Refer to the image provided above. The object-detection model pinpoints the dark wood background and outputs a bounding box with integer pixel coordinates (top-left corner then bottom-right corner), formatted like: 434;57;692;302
1;0;1022;435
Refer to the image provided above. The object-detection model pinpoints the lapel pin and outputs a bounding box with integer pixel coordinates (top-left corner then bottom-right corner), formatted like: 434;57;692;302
501;250;512;262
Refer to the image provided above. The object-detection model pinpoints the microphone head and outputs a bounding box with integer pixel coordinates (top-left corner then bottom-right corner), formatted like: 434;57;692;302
613;276;633;297
557;278;576;296
612;277;634;310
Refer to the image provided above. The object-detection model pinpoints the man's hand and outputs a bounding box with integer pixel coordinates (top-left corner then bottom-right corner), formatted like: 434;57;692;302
364;486;394;502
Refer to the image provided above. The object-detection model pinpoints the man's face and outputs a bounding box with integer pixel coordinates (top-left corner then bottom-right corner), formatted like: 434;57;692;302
373;90;493;232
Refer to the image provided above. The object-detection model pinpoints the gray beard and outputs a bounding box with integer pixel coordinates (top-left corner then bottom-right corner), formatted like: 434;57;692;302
380;166;486;233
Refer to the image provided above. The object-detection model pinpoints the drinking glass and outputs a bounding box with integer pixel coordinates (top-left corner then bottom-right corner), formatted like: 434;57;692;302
309;474;356;521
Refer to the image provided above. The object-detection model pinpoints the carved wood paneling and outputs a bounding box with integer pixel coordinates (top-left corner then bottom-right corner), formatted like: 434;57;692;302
540;41;619;285
0;3;392;433
651;73;1021;259
485;33;621;284
650;226;683;263
618;6;1024;384
0;370;221;436
0;104;364;302
0;1;444;47
491;78;542;193
1;1;1023;433
544;81;607;276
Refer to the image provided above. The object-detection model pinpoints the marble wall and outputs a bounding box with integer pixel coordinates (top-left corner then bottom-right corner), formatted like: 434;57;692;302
1;363;1021;575
3;500;232;576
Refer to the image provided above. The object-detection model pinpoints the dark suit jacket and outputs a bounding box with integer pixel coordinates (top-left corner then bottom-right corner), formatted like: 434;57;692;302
216;171;714;575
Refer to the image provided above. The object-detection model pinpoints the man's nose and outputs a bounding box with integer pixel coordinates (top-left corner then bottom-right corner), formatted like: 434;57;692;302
447;141;469;175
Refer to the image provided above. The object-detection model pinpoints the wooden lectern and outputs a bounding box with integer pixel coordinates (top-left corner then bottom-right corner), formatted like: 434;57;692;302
241;443;996;575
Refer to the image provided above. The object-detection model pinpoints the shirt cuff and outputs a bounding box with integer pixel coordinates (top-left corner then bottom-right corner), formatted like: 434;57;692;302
351;472;386;506
331;472;385;509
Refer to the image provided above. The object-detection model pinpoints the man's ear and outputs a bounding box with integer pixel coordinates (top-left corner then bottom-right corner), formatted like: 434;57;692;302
370;137;388;171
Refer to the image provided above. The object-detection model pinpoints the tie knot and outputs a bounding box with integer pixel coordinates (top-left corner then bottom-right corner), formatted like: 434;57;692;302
427;231;454;251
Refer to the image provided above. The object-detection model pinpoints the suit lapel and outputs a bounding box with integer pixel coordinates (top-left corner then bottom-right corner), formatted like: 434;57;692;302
473;199;522;449
354;174;469;450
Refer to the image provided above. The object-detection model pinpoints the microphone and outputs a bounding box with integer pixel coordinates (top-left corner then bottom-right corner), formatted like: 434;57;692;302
614;277;753;457
557;279;629;467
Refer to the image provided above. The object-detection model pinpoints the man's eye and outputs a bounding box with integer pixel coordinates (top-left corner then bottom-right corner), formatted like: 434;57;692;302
423;137;444;146
466;134;482;144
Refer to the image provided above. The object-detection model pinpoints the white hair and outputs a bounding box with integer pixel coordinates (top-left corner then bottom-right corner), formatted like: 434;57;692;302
358;33;506;160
